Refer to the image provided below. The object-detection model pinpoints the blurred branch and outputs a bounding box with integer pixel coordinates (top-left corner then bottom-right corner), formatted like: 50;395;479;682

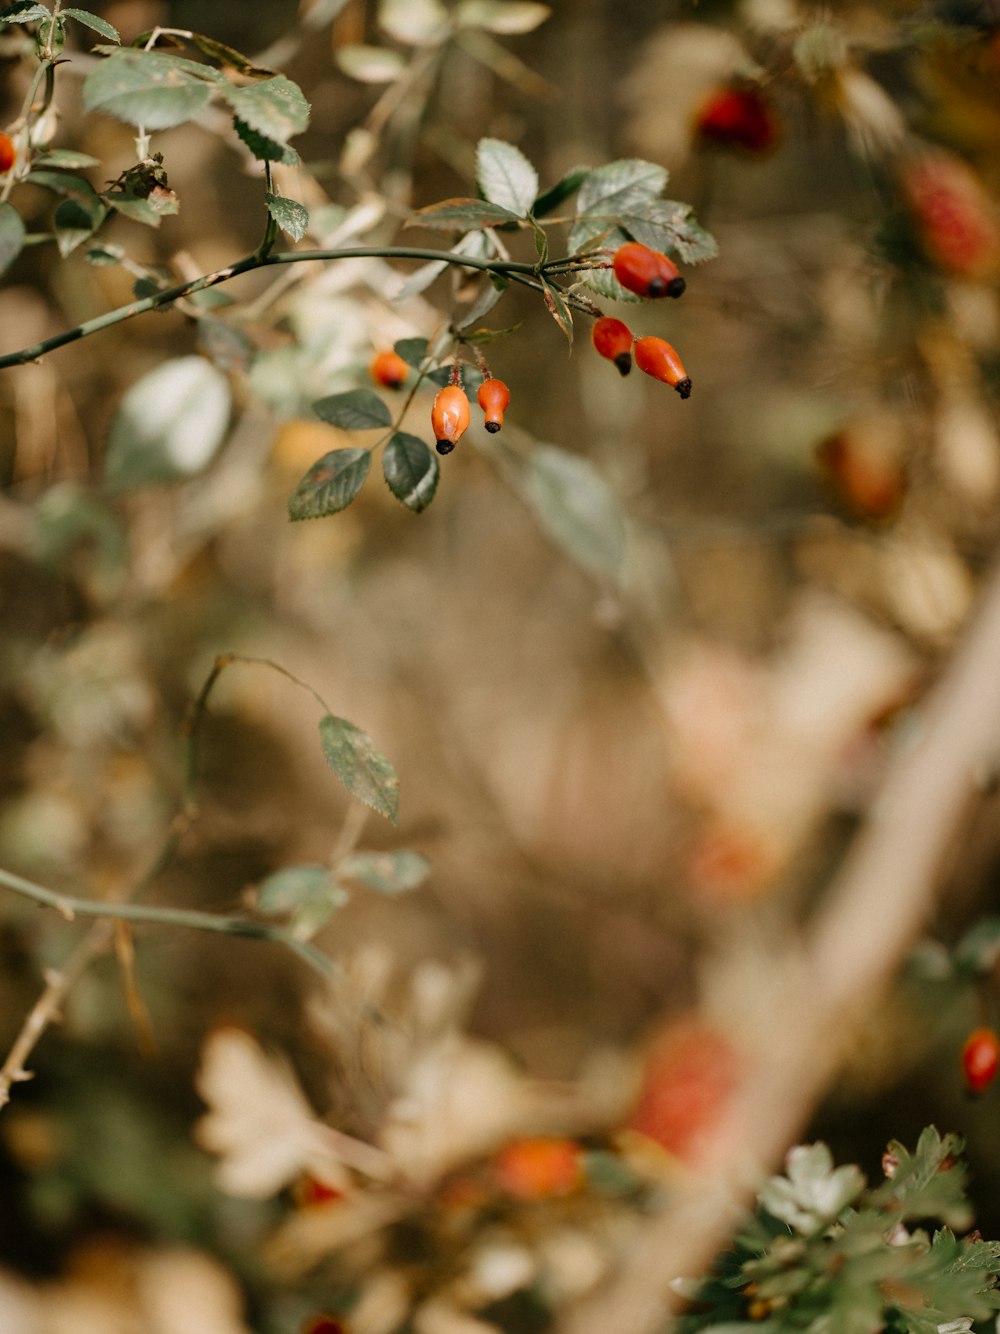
0;246;587;369
0;866;336;976
560;551;1000;1334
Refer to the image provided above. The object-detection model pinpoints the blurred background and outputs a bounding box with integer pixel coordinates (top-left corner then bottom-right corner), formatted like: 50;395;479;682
2;1;1000;1330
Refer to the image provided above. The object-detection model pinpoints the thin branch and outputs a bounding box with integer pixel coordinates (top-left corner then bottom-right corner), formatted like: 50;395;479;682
0;246;553;369
559;550;1000;1334
0;865;335;976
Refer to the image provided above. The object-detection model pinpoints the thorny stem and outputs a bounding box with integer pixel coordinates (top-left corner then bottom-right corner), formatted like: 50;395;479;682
0;246;589;369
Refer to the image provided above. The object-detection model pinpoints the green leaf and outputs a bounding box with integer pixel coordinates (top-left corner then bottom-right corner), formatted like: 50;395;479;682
233;117;300;165
622;200;719;264
0;201;25;276
179;31;276;77
339;850;430;894
382;432;440;513
61;7;119;40
24;169;100;202
319;715;400;824
32;149;101;169
313;388;391;430
218;75;310;145
85;241;125;266
256;864;338;913
83;49;217;130
288;448;371;520
533;165;588;218
105;356;231;490
456;1;551;32
335;43;407;83
517;445;626;578
393;336;430;368
569;158;668;253
476;137;538;217
196;316;256;373
54;197;105;255
409;197;523;232
542;280;572;344
265;192;308;242
0;1;49;21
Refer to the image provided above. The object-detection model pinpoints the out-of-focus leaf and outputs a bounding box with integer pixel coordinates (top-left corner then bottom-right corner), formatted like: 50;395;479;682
266;192;308;241
24;169;100;201
394;337;430;368
409;197;523;231
85;241;124;266
104;356;231;489
319;715;400;824
312;388;391;430
61;7;119;40
0;2;49;22
287;448;371;520
32;149;101;169
180;31;276;77
456;1;551;33
378;0;447;45
339;850;431;894
218;75;310;144
257;865;343;914
105;185;178;226
515;444;626;579
383;432;439;512
196;316;256;373
335;44;407;83
83;49;218;129
955;916;1000;975
0;201;26;275
477;137;538;216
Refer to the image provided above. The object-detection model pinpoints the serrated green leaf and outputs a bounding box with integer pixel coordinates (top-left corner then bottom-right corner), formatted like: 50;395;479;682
313;388;391;430
394;336;429;368
339;850;430;894
759;1144;865;1236
218;75;309;145
0;201;25;276
54;196;105;255
266;192;308;242
456;0;551;33
622;200;719;264
83;49;216;130
383;432;439;513
24;169;100;202
577;158;667;219
105;356;231;490
319;715;400;824
288;448;371;520
335;43;407;83
0;1;49;22
477;137;538;216
105;185;178;226
256;864;337;913
233;116;300;164
409;197;523;232
516;445;626;579
61;7;119;40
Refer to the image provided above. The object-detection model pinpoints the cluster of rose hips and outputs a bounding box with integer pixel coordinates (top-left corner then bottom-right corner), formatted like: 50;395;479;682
370;348;511;455
591;241;692;397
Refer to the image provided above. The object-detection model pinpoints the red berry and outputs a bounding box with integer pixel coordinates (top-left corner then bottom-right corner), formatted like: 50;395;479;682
592;316;633;375
816;429;905;521
493;1137;583;1199
902;153;1000;279
477;377;510;433
613;241;685;299
626;1021;739;1165
962;1027;1000;1096
0;133;16;175
431;384;471;455
369;348;410;389
695;86;778;153
633;335;691;397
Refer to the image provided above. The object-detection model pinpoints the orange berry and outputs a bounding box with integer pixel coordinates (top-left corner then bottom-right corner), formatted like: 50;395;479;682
431;384;471;455
369;348;410;389
626;1021;739;1165
962;1027;1000;1096
592;316;633;375
613;241;685;299
493;1137;583;1200
633;335;691;397
816;430;905;521
477;377;510;433
294;1174;344;1208
695;86;778;153
0;133;16;174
